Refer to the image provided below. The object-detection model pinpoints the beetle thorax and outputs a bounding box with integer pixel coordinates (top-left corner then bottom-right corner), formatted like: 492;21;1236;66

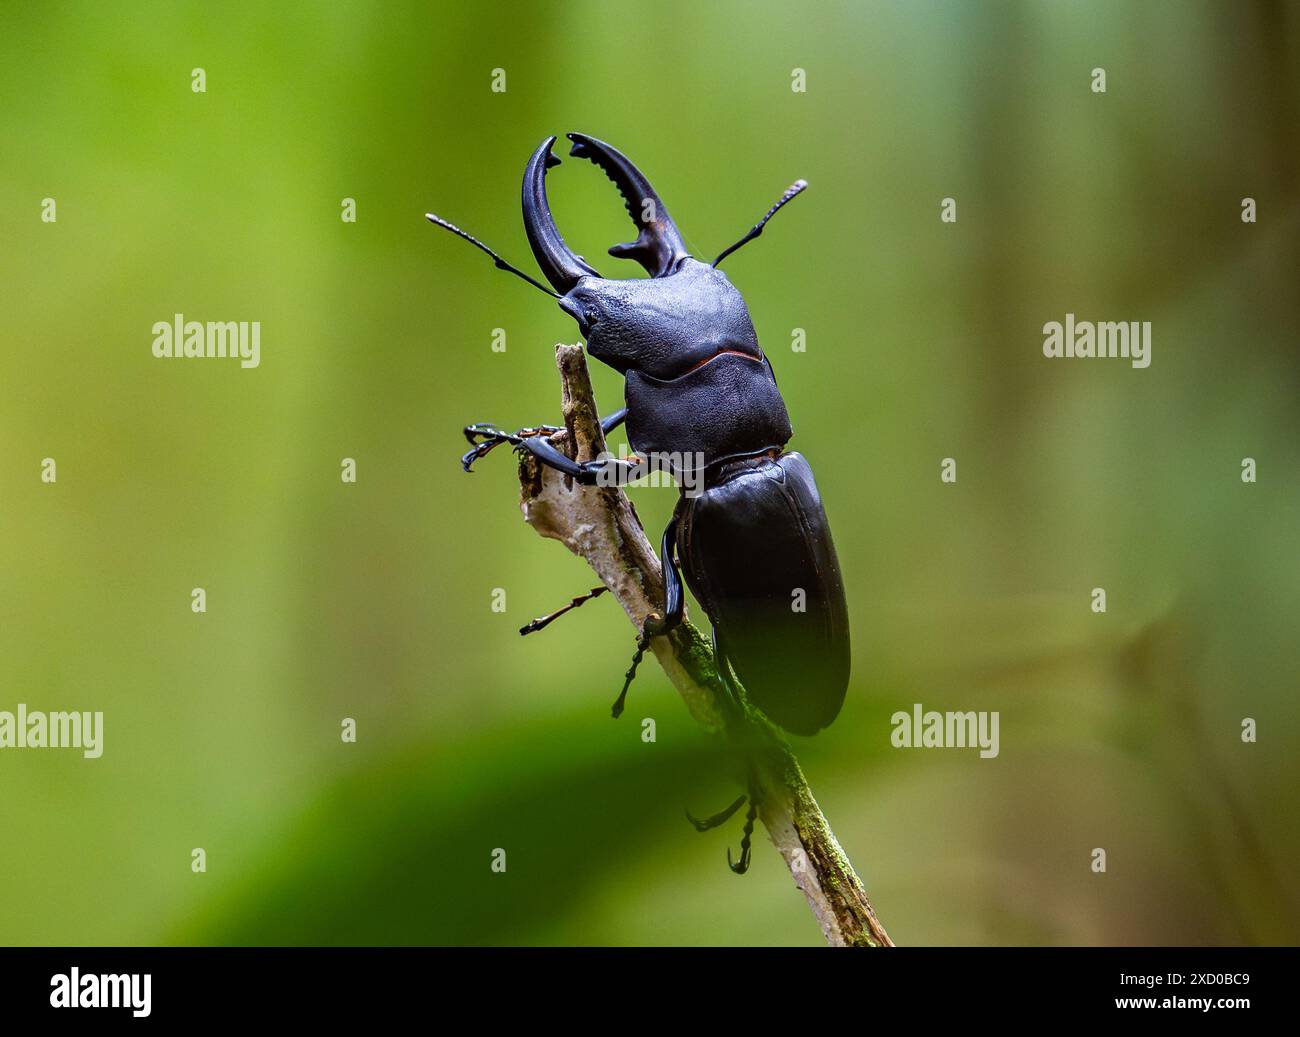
561;260;761;380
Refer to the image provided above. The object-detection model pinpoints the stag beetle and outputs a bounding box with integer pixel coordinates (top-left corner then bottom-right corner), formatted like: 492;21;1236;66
427;133;849;871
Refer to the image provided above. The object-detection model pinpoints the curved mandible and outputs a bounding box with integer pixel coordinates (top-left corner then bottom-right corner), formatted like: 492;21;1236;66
522;135;603;293
567;132;690;277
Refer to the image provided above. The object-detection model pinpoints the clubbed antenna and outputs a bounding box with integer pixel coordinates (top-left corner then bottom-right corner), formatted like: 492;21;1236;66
712;179;808;269
425;212;560;298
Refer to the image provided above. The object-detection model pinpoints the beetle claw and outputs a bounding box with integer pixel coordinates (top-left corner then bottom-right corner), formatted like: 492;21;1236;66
460;423;564;472
464;422;502;443
729;791;760;875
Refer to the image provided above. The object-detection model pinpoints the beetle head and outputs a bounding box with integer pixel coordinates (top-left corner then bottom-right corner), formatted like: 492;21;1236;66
524;133;760;378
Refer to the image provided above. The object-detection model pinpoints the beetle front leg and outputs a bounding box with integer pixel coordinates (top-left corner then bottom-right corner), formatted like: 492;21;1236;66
514;435;642;487
460;409;627;474
460;422;562;472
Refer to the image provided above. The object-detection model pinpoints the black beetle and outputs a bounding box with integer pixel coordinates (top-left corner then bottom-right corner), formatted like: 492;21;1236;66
428;134;850;868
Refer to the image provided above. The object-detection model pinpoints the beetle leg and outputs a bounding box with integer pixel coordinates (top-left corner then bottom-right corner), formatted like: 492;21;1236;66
611;624;654;718
519;586;608;636
657;515;685;631
511;435;643;487
461;423;563;473
727;793;759;875
685;794;747;832
609;515;685;718
683;596;760;871
463;421;562;446
463;409;621;449
462;411;628;478
599;407;628;436
688;780;759;874
460;435;511;471
709;626;747;719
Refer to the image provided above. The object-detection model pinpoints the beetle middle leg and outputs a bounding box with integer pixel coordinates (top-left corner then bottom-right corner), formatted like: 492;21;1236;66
518;586;608;636
610;514;684;718
709;627;748;720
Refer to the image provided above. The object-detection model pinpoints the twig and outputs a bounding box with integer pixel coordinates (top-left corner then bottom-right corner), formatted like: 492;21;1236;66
513;343;893;947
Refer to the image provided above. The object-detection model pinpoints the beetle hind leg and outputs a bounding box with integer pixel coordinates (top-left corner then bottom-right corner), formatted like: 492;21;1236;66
728;795;759;875
685;794;747;832
685;783;760;874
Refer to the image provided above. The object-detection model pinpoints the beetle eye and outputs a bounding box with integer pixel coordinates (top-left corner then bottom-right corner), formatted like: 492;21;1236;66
583;305;599;325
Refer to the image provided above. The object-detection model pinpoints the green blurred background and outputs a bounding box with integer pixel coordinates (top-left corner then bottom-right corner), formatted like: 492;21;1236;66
1;0;1297;946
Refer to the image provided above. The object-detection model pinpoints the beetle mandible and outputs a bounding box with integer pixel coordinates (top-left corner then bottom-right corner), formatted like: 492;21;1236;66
427;134;850;869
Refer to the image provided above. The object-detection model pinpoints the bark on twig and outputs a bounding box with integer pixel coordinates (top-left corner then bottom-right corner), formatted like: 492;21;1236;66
515;343;893;947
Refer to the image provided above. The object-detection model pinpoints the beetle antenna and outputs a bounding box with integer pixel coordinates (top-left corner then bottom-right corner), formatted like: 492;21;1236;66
425;213;561;298
711;179;808;269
